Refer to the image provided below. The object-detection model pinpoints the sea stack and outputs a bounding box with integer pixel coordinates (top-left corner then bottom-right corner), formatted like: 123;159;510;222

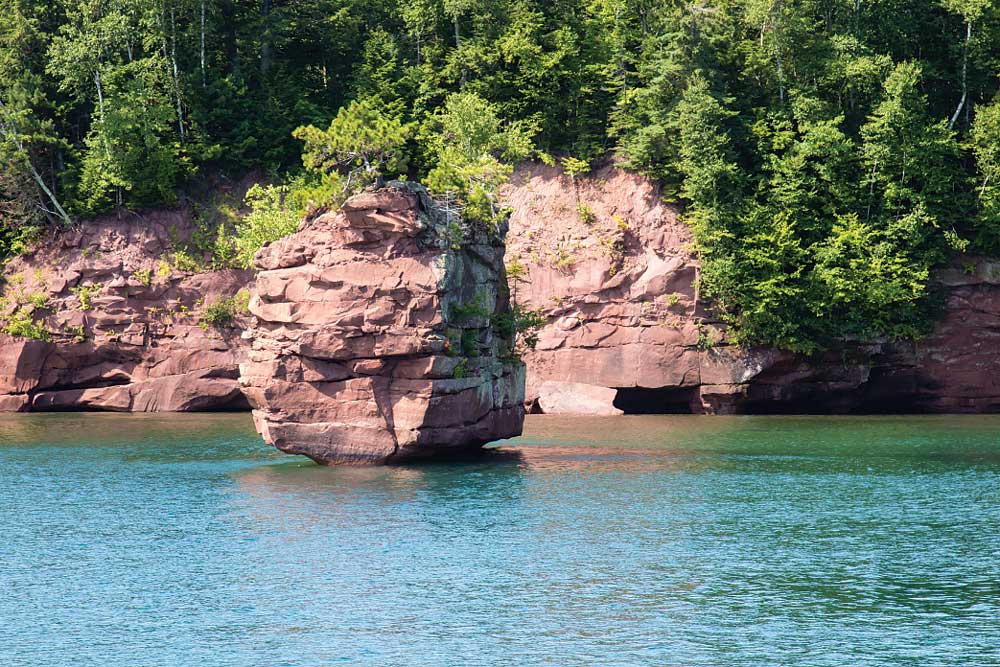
239;182;525;464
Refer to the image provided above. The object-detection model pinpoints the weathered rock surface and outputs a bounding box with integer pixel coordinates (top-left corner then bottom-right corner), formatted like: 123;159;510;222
0;210;251;412
240;182;525;464
503;162;716;411
503;162;1000;414
537;381;623;416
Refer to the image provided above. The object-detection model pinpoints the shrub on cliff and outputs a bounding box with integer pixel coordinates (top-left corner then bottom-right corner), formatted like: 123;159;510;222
971;100;1000;254
233;185;301;269
676;65;967;352
200;290;250;329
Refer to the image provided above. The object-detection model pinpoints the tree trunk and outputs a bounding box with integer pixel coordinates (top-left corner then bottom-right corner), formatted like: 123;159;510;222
94;69;105;122
26;157;72;224
0;98;72;225
948;19;971;131
454;17;466;86
169;6;186;140
772;1;785;104
260;0;272;77
201;0;207;87
220;0;239;76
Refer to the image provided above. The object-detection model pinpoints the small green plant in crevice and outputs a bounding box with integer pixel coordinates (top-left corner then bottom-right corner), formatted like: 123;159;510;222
452;357;470;379
696;323;718;350
66;324;86;342
493;304;547;360
3;307;50;341
550;245;575;270
449;292;492;323
0;278;52;341
444;218;465;250
168;247;202;273
199;289;250;329
71;283;100;311
600;233;626;276
444;326;463;355
156;260;172;280
460;328;479;357
505;256;529;301
132;267;153;287
562;156;590;209
562;156;590;182
27;292;48;309
0;291;51;341
576;201;596;225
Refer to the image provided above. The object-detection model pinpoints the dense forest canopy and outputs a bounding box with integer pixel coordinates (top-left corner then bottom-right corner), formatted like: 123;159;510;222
2;0;1000;350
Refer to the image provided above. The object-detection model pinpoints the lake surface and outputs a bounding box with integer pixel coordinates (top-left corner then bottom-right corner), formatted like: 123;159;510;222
1;413;999;666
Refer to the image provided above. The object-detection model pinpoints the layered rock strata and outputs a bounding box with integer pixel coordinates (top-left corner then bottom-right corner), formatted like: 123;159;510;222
0;212;250;412
239;183;525;464
503;162;1000;415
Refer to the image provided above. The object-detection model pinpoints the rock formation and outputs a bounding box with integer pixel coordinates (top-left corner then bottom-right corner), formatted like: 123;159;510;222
239;182;525;464
1;162;999;421
503;162;1000;415
503;161;716;413
0;211;250;412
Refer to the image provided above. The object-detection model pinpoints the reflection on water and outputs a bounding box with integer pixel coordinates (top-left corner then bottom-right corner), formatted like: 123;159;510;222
1;413;1000;666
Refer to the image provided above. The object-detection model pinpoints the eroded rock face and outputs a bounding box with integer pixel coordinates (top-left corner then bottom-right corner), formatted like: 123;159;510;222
240;182;525;464
0;211;251;412
503;162;721;411
503;162;1000;414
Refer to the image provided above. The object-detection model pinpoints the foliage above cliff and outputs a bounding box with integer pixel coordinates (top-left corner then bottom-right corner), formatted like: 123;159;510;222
2;0;1000;349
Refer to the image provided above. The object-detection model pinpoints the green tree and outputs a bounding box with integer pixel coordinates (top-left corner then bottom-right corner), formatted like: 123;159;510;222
860;62;964;259
293;97;412;194
0;0;70;230
423;91;537;222
970;99;1000;251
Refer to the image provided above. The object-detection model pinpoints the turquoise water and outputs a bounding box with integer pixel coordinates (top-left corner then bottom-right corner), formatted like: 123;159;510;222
1;413;999;666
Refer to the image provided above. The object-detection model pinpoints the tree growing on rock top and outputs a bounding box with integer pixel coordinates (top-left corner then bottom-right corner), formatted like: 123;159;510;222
423;91;543;224
293;98;413;198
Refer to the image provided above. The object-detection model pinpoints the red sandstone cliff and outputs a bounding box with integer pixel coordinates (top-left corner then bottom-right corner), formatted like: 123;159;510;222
1;164;998;419
0;211;250;412
502;162;1000;414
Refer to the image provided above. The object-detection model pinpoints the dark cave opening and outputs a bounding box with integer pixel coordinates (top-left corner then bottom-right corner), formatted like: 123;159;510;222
612;386;697;414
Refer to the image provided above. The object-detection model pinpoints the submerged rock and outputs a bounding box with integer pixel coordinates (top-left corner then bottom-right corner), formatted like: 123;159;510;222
240;182;525;464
